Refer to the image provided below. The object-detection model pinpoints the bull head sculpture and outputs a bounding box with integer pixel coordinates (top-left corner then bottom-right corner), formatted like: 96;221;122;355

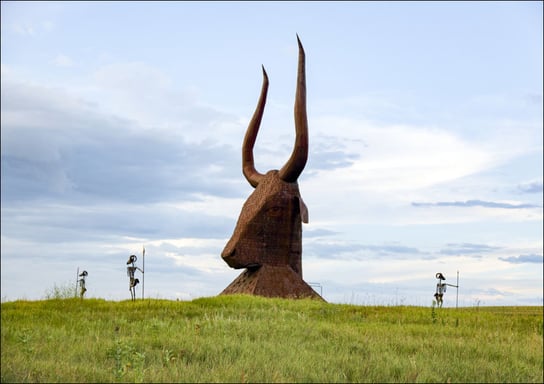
221;36;309;280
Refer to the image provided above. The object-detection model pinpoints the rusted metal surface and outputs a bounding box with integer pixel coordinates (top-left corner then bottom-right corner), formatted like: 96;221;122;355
220;36;323;300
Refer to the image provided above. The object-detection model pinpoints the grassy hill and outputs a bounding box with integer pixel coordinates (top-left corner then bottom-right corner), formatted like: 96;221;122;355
1;295;542;383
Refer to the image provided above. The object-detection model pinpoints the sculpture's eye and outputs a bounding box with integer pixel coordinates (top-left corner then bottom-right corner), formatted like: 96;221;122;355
267;206;283;217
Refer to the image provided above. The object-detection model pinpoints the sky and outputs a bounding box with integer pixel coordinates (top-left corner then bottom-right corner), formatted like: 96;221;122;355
1;1;542;306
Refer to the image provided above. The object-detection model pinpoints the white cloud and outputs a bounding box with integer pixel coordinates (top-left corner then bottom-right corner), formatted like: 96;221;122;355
4;19;55;36
42;20;54;31
86;61;244;144
310;117;536;193
52;54;74;67
93;62;171;91
10;22;35;36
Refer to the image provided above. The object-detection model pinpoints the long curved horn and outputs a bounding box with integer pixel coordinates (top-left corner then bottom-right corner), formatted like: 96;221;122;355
242;65;269;187
278;35;308;182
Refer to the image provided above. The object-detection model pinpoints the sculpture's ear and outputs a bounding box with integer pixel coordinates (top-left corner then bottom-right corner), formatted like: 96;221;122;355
299;197;309;224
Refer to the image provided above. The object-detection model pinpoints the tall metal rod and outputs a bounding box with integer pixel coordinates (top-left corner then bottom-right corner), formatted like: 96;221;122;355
456;270;459;309
142;245;145;300
75;267;79;298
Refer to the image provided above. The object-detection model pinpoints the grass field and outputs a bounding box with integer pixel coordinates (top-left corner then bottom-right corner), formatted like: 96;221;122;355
1;295;542;383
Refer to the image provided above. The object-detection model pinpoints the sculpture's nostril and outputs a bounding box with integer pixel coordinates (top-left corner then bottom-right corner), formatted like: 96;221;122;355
221;248;235;259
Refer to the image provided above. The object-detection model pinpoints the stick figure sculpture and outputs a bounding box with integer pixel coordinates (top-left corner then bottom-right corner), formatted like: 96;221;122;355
126;255;143;301
78;270;88;299
434;272;446;307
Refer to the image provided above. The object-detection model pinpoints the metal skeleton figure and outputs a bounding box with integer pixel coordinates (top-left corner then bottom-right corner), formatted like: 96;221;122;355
78;270;88;299
434;272;446;307
127;255;144;301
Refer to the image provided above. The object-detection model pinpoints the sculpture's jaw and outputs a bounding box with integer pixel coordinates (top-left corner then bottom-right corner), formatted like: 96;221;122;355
221;247;260;270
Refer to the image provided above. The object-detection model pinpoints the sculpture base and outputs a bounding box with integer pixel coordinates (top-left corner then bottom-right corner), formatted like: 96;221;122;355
220;265;324;300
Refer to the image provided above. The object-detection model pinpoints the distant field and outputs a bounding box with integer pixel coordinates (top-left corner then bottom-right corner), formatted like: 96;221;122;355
1;295;542;383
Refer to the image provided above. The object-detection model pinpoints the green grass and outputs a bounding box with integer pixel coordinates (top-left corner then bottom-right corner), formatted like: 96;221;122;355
1;295;542;383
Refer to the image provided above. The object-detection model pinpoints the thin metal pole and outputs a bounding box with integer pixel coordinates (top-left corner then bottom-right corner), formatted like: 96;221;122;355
76;267;79;298
142;245;145;300
456;270;459;309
